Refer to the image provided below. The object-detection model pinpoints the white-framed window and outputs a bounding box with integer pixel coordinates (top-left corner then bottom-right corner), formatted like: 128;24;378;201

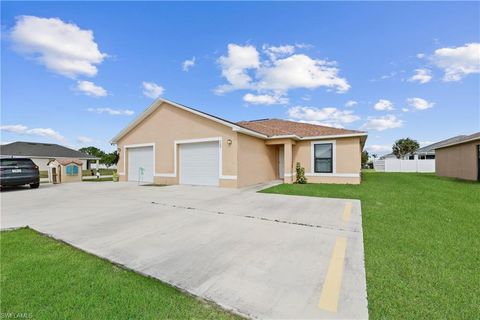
314;143;333;173
310;140;336;175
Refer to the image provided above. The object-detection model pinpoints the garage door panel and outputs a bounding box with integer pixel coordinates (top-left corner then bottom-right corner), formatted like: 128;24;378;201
180;142;219;186
128;146;154;183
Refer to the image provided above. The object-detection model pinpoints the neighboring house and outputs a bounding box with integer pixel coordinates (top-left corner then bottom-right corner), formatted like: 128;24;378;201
47;158;83;183
379;135;467;160
111;99;367;187
0;141;100;171
434;132;480;181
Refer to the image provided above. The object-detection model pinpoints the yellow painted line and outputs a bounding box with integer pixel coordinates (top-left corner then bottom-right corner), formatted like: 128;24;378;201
342;202;352;222
318;236;348;313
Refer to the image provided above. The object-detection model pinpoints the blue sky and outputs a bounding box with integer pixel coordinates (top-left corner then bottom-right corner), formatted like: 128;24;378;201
1;2;479;155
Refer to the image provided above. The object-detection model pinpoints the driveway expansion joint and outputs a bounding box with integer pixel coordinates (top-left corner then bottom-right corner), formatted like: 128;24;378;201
150;200;360;234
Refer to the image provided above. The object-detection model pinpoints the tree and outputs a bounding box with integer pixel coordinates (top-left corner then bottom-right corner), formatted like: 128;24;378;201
392;138;420;159
79;146;106;170
361;150;369;167
78;146;105;158
101;151;119;167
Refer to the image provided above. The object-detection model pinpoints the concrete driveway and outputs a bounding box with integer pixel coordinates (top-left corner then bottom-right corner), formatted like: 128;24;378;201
1;182;368;319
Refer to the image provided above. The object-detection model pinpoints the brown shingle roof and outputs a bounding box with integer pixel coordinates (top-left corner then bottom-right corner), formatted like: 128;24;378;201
236;119;366;138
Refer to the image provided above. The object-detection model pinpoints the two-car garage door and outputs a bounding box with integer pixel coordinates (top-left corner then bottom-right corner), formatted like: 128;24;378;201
127;142;220;186
180;142;219;186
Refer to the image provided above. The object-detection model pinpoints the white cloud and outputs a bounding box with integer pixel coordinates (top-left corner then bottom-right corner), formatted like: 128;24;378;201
10;15;106;78
408;68;432;84
361;115;403;131
1;124;65;141
215;44;260;94
257;54;350;93
417;53;426;59
87;108;134;116
365;144;392;154
262;44;296;60
76;80;107;97
345;100;358;107
430;43;480;81
407;97;435;110
243;93;288;105
402;108;409;112
142;81;164;99
420;140;435;147
287;106;360;128
215;43;350;96
182;57;196;71
77;136;93;144
374;99;395;111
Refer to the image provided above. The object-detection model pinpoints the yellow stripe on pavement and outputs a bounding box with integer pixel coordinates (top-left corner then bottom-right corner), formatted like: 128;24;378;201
342;202;352;222
318;236;348;313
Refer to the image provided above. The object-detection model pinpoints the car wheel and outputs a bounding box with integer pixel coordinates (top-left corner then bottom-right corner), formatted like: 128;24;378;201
30;183;40;189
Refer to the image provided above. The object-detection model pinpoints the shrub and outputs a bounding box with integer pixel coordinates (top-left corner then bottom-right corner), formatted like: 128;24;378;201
295;162;307;184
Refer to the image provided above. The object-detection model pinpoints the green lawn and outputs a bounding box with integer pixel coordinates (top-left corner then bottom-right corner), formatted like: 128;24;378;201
261;172;480;319
0;228;239;319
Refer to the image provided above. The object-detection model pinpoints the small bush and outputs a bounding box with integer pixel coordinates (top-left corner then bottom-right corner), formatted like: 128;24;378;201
295;162;307;184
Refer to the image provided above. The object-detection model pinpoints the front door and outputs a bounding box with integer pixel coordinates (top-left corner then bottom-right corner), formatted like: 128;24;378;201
278;146;284;179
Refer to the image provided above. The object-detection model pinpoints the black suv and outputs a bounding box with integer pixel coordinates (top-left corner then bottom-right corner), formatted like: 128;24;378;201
0;158;40;188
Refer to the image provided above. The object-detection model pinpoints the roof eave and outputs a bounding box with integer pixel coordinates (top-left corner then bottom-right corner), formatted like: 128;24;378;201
434;136;480;150
111;98;268;144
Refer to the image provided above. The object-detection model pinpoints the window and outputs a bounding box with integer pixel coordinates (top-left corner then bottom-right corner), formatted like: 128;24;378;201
66;164;79;176
314;143;333;173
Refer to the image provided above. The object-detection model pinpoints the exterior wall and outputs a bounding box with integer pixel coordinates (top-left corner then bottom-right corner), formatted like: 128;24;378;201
117;102;238;187
436;140;479;181
292;137;362;184
30;158;51;171
60;164;83;183
236;133;277;187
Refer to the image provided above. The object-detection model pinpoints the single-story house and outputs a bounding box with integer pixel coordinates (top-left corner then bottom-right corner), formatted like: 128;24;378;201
111;99;367;187
434;132;480;181
380;135;467;160
0;141;100;171
47;158;83;183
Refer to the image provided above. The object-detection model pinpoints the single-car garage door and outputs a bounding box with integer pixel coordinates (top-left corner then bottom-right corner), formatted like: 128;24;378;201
128;146;154;183
180;141;219;186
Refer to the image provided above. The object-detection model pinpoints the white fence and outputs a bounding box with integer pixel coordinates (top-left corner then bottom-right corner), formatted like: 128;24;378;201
374;159;435;173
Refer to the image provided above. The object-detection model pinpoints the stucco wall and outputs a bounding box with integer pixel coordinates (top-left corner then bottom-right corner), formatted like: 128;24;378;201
237;133;277;187
60;164;82;183
436;140;479;181
117;102;238;186
292;137;362;184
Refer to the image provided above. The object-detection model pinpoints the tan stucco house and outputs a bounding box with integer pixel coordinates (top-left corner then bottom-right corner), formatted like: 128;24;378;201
434;132;480;181
111;99;367;187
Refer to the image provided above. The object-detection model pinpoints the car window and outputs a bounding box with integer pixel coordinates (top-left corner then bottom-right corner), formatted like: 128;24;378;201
1;159;34;166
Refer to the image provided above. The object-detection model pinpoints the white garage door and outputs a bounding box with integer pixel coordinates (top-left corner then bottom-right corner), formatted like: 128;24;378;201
180;141;219;186
128;146;154;183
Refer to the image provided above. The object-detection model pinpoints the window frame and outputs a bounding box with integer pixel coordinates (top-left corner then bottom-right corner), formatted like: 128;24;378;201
313;143;333;173
310;140;336;175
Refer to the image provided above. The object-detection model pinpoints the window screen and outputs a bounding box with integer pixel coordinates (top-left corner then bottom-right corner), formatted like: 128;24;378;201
314;143;333;173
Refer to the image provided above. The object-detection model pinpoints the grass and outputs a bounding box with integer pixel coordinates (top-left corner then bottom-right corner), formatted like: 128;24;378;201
261;172;480;319
0;228;240;320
